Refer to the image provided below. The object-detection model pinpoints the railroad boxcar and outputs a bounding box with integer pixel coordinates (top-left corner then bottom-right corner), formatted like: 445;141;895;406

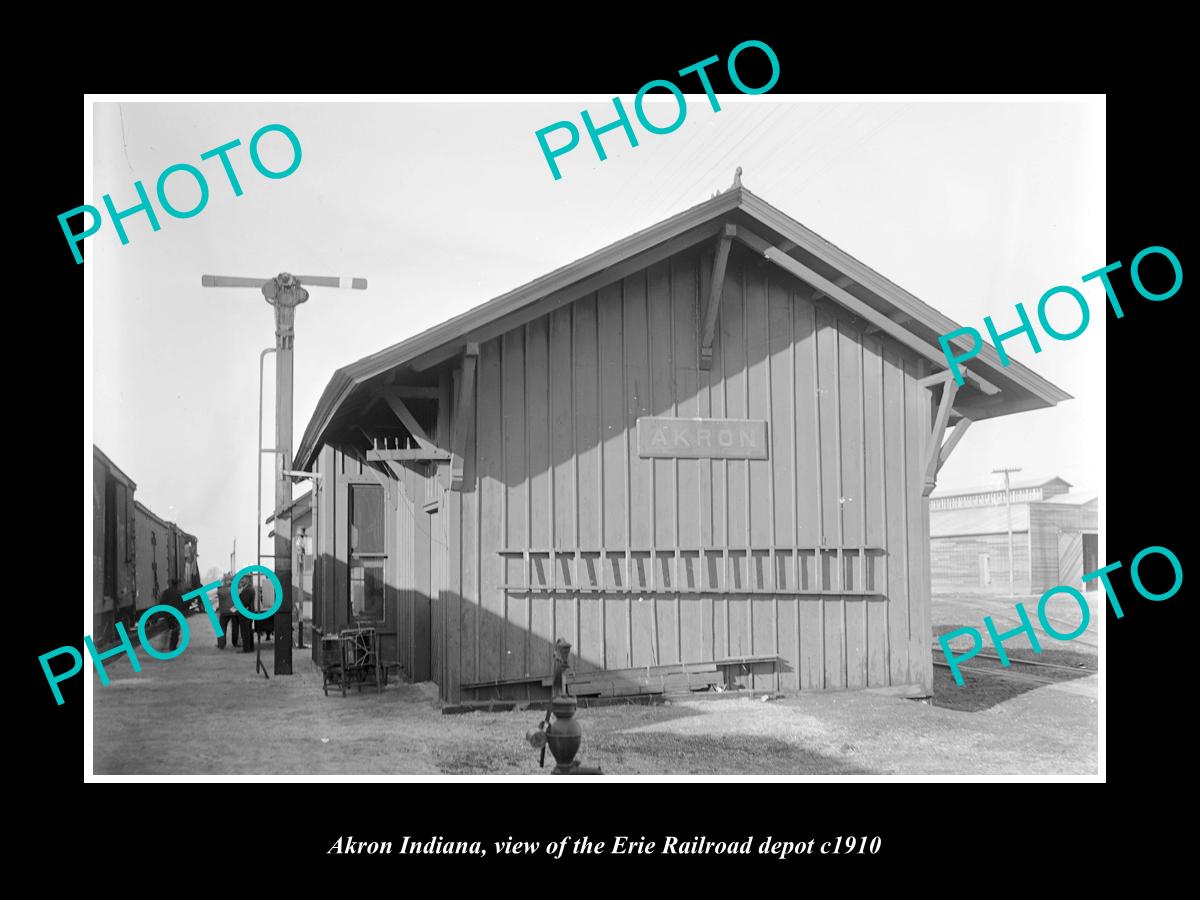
133;501;170;611
167;523;201;593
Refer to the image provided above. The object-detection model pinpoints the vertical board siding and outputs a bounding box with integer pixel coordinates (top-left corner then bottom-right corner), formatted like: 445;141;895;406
454;245;928;698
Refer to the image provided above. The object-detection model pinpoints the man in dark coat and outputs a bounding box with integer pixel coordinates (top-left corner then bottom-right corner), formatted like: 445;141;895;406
237;577;257;653
158;578;185;653
216;573;236;650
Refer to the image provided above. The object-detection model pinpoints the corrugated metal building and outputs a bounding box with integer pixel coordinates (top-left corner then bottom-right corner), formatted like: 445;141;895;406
930;476;1098;597
293;180;1071;699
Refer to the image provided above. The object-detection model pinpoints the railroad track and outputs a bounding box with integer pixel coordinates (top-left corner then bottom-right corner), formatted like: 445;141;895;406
932;647;1097;687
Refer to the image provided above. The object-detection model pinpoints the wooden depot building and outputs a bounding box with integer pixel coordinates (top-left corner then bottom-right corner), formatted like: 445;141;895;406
293;174;1071;700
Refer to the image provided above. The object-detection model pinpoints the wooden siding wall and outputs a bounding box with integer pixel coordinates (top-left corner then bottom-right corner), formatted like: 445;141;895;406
460;245;933;698
929;532;1033;596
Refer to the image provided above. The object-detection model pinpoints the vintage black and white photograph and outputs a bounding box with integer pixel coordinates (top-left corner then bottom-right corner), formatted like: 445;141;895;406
83;94;1105;778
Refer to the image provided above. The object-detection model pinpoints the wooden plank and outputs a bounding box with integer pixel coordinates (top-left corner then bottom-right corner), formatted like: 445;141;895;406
904;357;924;686
574;296;601;550
525;320;554;683
864;337;889;687
840;323;866;689
912;359;935;693
501;330;526;684
461;351;480;690
599;283;626;549
734;227;1001;397
624;271;653;550
769;277;796;689
476;340;504;684
745;265;773;550
550;307;575;569
721;264;749;660
937;417;973;473
366;448;451;462
647;260;674;550
449;346;478;490
883;346;910;686
673;254;701;553
817;309;843;688
745;263;772;690
794;294;823;690
699;225;736;369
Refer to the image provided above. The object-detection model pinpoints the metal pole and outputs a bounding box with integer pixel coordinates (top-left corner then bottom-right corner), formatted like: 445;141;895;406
274;307;295;676
992;467;1021;599
257;348;276;604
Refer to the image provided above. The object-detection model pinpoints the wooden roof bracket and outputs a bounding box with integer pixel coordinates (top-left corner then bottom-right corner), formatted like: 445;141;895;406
922;376;960;497
356;426;406;481
733;225;1001;398
379;393;452;462
699;224;737;370
448;343;479;491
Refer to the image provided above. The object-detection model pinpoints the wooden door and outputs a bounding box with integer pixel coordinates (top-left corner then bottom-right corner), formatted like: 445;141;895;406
1058;532;1084;586
338;473;398;665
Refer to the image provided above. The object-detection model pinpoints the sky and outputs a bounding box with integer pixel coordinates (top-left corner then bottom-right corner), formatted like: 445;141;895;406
88;97;1105;578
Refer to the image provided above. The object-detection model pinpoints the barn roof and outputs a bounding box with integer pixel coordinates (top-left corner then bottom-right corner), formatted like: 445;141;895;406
295;181;1073;470
932;475;1073;500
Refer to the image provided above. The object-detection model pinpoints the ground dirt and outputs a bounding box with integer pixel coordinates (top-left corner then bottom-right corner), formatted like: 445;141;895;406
92;603;1098;776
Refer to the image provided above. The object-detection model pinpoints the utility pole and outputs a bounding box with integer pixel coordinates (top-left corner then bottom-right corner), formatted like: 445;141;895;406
202;272;366;675
992;467;1022;599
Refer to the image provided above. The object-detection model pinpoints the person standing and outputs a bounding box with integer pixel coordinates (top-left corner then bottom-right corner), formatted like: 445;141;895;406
216;573;236;650
158;578;185;653
237;577;257;653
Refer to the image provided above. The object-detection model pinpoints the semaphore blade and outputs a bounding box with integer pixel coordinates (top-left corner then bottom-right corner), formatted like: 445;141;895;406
294;276;368;289
201;275;271;288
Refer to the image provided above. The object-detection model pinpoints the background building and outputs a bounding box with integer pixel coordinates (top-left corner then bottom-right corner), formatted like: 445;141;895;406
930;475;1098;597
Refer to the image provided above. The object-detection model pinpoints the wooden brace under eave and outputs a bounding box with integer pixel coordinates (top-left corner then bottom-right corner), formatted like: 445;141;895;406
699;224;736;370
922;378;959;496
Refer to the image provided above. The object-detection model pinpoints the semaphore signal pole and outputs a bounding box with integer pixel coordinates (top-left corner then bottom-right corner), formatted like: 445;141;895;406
202;272;367;674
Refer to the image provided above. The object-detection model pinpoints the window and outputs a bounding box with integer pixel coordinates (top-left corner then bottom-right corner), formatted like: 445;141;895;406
349;484;386;622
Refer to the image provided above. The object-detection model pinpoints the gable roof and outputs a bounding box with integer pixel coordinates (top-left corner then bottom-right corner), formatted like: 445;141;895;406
295;182;1072;470
265;488;313;525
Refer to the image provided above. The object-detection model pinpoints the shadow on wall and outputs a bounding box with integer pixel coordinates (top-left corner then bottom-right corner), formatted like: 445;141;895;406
310;550;792;703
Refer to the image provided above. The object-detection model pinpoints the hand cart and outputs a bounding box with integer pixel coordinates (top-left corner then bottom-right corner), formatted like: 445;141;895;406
318;625;388;696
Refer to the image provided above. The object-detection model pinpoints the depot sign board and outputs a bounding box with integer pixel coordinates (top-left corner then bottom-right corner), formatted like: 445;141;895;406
637;417;768;459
